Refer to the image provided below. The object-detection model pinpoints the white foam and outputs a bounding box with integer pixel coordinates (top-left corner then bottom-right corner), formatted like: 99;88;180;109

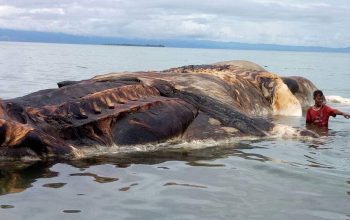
269;124;319;139
326;95;350;105
270;124;298;137
73;126;320;159
73;136;271;159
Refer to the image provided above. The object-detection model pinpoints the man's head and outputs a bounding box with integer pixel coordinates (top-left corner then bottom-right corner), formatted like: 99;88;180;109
313;90;324;107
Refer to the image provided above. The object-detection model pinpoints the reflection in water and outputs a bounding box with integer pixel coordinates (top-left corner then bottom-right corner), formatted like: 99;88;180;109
0;143;270;196
304;135;331;150
186;161;225;167
69;173;118;183
0;139;339;197
0;162;57;195
119;187;129;192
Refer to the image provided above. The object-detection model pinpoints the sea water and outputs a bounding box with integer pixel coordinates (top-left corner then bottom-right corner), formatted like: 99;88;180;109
0;42;349;220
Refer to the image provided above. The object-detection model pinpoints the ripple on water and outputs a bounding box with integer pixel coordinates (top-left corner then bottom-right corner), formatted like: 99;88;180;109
163;182;208;189
157;166;170;169
42;183;67;188
119;183;139;192
300;209;350;220
1;205;14;209
62;210;81;213
186;161;225;167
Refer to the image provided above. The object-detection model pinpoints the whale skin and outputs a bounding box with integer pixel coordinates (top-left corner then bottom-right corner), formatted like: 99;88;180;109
0;61;317;160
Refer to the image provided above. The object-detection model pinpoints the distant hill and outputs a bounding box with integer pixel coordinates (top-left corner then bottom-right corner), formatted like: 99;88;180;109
104;43;165;47
0;28;349;53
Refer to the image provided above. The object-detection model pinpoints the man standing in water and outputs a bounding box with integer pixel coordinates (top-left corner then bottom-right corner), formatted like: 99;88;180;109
306;90;350;128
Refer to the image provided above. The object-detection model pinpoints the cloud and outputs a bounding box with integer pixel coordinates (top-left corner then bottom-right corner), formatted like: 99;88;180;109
0;0;349;47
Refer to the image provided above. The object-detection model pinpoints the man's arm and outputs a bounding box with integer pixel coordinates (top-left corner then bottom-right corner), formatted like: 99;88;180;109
333;109;350;119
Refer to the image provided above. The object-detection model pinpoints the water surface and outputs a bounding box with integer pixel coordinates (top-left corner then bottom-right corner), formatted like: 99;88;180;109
0;42;349;220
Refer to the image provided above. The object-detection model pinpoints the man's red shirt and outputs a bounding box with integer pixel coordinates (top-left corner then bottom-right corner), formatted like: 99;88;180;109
306;105;336;127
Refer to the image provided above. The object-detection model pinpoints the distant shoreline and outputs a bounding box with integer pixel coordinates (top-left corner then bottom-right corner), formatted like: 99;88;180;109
1;40;349;54
1;28;349;53
103;43;165;48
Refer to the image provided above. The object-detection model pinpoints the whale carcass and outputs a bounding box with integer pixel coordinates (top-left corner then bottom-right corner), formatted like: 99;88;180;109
0;61;317;160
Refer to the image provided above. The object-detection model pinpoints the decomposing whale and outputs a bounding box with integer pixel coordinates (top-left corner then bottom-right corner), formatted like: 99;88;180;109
0;60;317;160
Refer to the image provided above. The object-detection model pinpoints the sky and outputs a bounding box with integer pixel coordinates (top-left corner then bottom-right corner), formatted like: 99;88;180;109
0;0;349;48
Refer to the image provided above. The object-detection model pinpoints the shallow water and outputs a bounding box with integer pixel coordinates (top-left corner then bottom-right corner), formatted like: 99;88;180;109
0;42;349;220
